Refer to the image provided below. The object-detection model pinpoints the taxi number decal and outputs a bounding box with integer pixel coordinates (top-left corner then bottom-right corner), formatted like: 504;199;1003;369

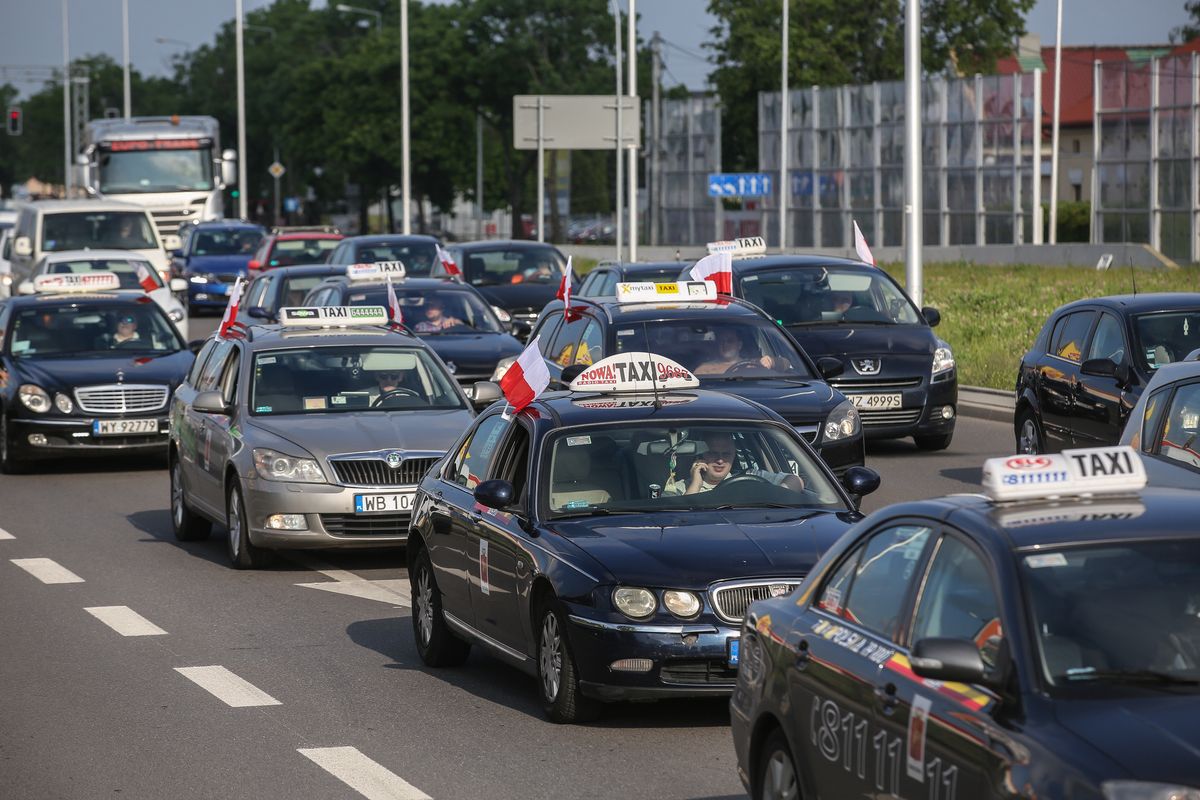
479;539;490;596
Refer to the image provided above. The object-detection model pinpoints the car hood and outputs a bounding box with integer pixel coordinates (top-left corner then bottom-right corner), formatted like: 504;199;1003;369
543;508;855;587
786;325;936;360
16;350;193;390
697;377;843;424
187;254;253;275
246;409;473;457
419;332;524;376
1055;695;1200;783
472;283;559;314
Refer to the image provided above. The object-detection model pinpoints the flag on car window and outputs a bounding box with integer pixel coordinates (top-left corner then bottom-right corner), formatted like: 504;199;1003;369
386;274;403;325
135;262;157;293
689;251;732;294
218;276;244;337
499;336;549;415
437;244;461;278
556;255;573;319
853;219;876;266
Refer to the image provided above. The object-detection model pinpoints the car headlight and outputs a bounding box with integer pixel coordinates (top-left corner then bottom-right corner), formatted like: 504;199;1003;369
188;275;208;284
168;308;185;322
54;392;73;414
613;586;657;620
252;448;326;483
823;399;860;441
491;355;518;382
932;339;955;375
492;305;512;323
1103;782;1200;800
662;590;701;618
18;384;51;413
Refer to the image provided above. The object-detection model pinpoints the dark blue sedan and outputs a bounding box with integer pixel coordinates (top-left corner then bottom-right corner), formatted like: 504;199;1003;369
171;220;266;312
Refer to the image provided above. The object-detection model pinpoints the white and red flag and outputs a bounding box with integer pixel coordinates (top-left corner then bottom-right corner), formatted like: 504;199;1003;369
436;244;461;277
689;251;733;294
853;219;876;266
218;276;245;337
555;256;573;318
386;274;403;325
499;336;549;416
135;262;158;293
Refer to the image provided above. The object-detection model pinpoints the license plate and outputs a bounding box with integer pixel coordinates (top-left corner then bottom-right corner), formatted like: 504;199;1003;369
354;491;415;515
93;418;159;435
848;393;902;410
727;636;740;668
210;283;230;295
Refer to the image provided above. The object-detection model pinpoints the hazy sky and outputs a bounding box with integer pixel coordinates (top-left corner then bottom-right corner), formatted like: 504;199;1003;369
0;0;1191;100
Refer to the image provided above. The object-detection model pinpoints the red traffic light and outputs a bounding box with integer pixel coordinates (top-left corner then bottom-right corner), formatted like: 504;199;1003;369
6;106;21;136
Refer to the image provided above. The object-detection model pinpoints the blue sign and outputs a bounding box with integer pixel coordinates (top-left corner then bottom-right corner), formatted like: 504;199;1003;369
283;196;300;213
790;172;838;197
707;173;773;198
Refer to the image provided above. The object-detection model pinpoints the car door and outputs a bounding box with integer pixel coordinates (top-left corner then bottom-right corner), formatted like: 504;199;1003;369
174;337;217;475
1146;379;1200;473
874;531;1016;800
189;339;237;512
1073;311;1133;446
784;522;934;798
204;343;242;503
1037;310;1096;450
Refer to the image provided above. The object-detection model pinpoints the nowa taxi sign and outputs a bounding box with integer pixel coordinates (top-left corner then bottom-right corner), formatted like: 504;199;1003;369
278;305;389;327
568;352;699;393
981;446;1147;501
615;281;716;303
33;272;121;293
706;236;766;257
347;262;406;282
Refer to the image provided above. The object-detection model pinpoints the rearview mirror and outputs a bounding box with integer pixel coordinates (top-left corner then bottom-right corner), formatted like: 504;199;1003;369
911;637;989;685
474;478;514;510
248;306;272;320
840;466;880;499
1081;358;1117;378
511;320;533;341
471;380;502;409
13;236;31;257
193;390;231;415
922;306;941;327
169;278;188;293
816;357;844;379
163;234;182;252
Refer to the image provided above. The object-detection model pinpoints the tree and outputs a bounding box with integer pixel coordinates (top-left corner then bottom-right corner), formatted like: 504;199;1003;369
1172;1;1200;43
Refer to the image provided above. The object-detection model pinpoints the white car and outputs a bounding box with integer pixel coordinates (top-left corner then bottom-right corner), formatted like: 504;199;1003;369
0;209;16;298
19;250;191;340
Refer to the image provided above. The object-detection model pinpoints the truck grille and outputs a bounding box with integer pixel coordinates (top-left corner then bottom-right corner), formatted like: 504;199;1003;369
74;384;169;414
150;206;201;240
328;456;440;487
709;579;803;624
320;514;409;537
859;408;923;427
660;659;739;686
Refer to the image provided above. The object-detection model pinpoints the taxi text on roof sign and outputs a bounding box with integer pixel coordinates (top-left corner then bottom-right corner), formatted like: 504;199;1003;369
568;352;699;393
33;272;121;293
346;262;406;282
278;305;390;327
615;281;716;303
981;446;1147;502
706;236;766;257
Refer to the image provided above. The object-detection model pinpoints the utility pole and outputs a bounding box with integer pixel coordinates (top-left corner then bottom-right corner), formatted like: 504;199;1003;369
903;0;923;305
1049;0;1064;244
401;0;411;234
650;32;662;247
122;0;131;118
780;0;789;250
61;0;71;194
235;0;248;219
627;0;638;261
613;2;623;260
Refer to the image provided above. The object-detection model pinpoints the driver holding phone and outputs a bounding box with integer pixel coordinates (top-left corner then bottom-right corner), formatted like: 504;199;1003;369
664;432;804;495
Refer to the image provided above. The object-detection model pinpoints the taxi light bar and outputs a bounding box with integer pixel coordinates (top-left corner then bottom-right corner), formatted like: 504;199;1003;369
33;272;121;293
981;446;1147;502
568;352;699;392
278;306;390;327
615;280;716;303
706;236;766;257
346;262;406;281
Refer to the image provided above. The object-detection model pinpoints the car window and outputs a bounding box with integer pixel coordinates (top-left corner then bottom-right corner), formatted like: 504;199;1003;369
838;525;933;641
816;545;863;617
739;266;922;326
192;228;263;256
1133;310;1200;370
578;270;604;296
351;241;437;276
246;275;271;309
574;318;604;366
187;339;218;385
1049;311;1096;363
1086;312;1126;363
41;211;157;252
460;247;565;287
612;318;814;379
491;423;531;507
1153;382;1200;470
1135;387;1171;452
911;535;1003;668
9;303;182;357
549;314;589;367
447;413;509;491
220;348;241;403
196;340;234;391
530;315;562;357
600;271;621;295
43;257;163;290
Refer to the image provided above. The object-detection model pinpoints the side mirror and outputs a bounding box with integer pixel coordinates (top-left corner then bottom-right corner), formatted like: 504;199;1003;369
922;306;941;327
911;637;989;686
559;364;587;385
474;478;514;510
840;466;881;499
248;306;272;320
247;259;261;271
1081;358;1117;378
509;320;532;341
221;149;238;186
169;278;188;293
13;236;32;257
816;357;844;379
193;389;231;415
17;280;34;296
471;380;502;409
188;339;206;354
162;234;183;252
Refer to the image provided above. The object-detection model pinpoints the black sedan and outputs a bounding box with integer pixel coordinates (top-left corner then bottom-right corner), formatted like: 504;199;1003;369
408;352;880;723
235;263;346;326
437;240;575;329
577;260;686;298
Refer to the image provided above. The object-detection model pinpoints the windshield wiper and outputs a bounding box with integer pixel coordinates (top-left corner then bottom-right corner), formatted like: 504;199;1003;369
1064;669;1200;686
715;375;812;383
713;503;813;510
552;508;646;519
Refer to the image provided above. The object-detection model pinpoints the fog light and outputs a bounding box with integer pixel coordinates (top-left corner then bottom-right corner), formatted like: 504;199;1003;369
265;513;308;530
941;405;955;420
27;433;47;446
610;658;653;673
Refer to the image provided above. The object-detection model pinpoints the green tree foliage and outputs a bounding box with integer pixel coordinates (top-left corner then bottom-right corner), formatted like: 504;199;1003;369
1172;1;1200;43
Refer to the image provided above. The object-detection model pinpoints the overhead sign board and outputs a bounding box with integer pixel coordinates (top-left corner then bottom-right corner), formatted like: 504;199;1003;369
707;173;772;197
513;95;641;151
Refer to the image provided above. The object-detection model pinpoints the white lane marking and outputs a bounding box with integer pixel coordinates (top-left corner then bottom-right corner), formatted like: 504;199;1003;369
11;558;84;584
0;527;14;540
299;747;432;800
85;606;168;637
174;666;282;708
288;552;410;607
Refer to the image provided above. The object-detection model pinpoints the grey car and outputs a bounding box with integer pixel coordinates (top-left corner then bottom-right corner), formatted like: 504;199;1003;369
167;308;499;568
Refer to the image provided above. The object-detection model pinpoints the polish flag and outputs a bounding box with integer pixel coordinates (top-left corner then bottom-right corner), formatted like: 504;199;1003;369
853;219;876;266
555;256;573;318
218;276;244;337
689;251;733;294
386;274;403;325
135;262;158;293
437;244;461;277
499;336;549;414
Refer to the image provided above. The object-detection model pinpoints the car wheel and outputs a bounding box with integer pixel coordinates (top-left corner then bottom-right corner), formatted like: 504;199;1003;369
914;432;953;451
1015;409;1045;455
0;410;24;475
170;457;211;541
410;547;471;667
536;598;599;724
226;482;272;569
756;729;801;800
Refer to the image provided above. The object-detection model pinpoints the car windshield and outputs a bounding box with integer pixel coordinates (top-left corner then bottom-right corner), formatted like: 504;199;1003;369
98;145;214;193
44;258;164;290
192;229;263;256
42;211;158;252
544;421;843;517
612;318;814;379
343;287;504;334
1133;311;1200;370
739;267;922;326
250;345;465;415
10;302;183;357
350;241;437;276
271;238;340;266
1021;539;1200;691
461;247;566;286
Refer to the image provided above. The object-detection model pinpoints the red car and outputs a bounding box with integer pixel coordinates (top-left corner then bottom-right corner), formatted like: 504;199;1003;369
248;227;344;272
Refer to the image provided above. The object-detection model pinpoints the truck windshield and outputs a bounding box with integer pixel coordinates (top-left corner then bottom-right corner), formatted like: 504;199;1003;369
42;212;157;251
98;147;214;193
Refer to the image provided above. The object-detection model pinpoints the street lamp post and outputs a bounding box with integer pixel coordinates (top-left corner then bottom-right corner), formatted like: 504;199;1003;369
1049;0;1064;244
780;0;789;251
627;0;637;261
903;0;923;305
235;0;248;219
122;0;131;119
62;0;71;194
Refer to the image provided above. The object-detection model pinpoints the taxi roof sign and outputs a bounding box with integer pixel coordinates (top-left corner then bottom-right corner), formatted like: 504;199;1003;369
615;281;716;303
568;352;699;393
706;236;766;257
346;262;406;282
981;446;1147;502
278;305;390;327
33;272;121;294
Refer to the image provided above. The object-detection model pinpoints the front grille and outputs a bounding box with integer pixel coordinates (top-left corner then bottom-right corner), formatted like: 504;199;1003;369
150;206;199;239
75;384;169;414
709;579;804;624
791;424;818;444
329;456;440;487
859;407;923;427
215;273;240;284
830;377;923;390
320;513;409;536
660;659;739;686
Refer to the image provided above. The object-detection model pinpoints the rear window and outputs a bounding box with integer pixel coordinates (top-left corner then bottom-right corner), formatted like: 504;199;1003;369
460;247;565;286
351;241;438;276
269;238;340;266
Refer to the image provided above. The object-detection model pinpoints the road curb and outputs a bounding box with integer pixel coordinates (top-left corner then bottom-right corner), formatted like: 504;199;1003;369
958;386;1016;425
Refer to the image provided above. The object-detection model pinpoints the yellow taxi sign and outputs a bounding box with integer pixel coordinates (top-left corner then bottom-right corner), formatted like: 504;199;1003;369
34;272;121;294
615;281;716;303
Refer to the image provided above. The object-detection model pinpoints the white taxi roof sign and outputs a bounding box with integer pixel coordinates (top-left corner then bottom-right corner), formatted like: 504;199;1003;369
615;281;716;303
33;272;121;294
278;305;390;327
568;352;699;393
706;236;766;257
346;262;406;281
981;446;1147;502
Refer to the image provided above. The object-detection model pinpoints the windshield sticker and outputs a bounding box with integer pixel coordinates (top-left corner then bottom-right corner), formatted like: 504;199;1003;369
1024;553;1068;568
303;397;326;410
255;405;272;413
566;435;592;446
12;340;29;353
906;694;932;781
259;356;276;365
479;540;490;596
330;395;347;405
616;328;636;337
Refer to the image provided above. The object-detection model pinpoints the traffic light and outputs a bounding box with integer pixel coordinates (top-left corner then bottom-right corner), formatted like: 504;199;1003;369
6;106;21;136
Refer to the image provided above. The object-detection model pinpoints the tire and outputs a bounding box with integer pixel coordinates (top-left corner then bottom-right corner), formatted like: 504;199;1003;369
1015;409;1045;455
756;728;801;800
914;432;953;451
0;410;24;475
410;546;471;667
170;456;211;541
226;482;272;569
535;597;599;724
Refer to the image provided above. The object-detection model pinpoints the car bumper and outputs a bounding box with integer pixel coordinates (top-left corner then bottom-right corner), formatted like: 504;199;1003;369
850;372;958;440
242;477;413;549
8;415;171;459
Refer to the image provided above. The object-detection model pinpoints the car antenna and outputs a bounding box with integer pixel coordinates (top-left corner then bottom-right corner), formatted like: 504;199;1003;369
1129;256;1138;296
645;322;664;410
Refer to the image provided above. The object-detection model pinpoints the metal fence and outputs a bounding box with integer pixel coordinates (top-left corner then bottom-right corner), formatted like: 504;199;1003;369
652;94;722;246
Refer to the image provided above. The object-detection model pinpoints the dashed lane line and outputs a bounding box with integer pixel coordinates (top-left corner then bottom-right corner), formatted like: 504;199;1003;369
174;666;282;708
11;558;84;584
0;527;14;540
85;606;168;637
299;747;432;800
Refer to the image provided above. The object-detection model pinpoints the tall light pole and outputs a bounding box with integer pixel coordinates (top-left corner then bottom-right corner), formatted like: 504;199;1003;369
401;0;410;234
627;0;637;261
780;0;789;251
1048;0;1064;244
62;0;71;194
235;0;248;219
613;2;623;259
122;0;131;118
903;0;923;305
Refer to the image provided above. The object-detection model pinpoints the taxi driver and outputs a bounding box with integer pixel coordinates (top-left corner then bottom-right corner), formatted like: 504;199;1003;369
665;432;804;495
694;327;775;375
